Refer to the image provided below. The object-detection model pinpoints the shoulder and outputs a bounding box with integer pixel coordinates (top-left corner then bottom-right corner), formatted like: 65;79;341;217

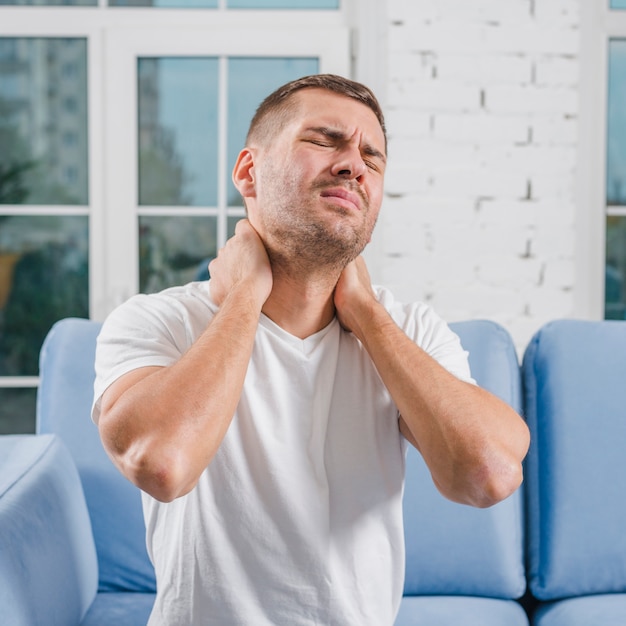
97;281;217;361
373;285;474;383
92;282;217;419
105;281;215;332
373;285;450;344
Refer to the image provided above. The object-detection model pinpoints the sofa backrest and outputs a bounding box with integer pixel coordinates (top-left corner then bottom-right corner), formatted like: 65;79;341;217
523;319;626;601
36;317;528;600
402;320;526;599
0;434;98;625
37;317;156;593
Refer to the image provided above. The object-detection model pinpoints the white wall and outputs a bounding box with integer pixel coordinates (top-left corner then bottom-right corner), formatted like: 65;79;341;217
367;0;582;353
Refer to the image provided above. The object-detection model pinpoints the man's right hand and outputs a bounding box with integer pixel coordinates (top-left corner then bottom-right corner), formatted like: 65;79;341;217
208;218;273;310
98;218;273;503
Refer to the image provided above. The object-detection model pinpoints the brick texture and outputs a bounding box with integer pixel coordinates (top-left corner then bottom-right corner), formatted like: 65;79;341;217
376;0;581;354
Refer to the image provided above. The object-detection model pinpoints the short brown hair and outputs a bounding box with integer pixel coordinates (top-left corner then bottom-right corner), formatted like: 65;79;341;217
246;74;387;151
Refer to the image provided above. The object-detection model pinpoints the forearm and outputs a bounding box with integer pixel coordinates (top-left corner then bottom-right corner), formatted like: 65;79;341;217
349;300;529;508
99;283;262;502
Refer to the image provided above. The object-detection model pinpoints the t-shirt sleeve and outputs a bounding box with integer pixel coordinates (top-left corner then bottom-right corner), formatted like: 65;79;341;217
375;286;476;385
91;292;196;423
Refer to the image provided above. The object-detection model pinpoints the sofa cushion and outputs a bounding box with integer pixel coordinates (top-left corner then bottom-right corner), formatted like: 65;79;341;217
37;318;156;593
402;320;526;598
395;595;529;626
0;434;98;626
533;594;626;626
80;591;156;626
523;319;626;600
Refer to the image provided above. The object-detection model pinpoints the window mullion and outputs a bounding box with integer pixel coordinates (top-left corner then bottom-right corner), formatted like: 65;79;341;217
218;55;229;250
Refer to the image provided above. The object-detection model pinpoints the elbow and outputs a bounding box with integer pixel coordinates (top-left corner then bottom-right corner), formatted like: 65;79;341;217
434;456;525;509
430;408;531;508
441;438;529;508
99;421;193;503
468;420;531;508
121;444;195;503
468;456;525;508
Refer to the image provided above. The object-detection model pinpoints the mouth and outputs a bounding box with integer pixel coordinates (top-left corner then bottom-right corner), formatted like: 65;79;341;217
319;187;363;212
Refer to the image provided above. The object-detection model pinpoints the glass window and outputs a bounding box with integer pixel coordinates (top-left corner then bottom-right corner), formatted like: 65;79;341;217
107;0;337;7
606;216;626;319
0;388;37;434
607;40;626;206
0;34;90;433
227;56;318;205
606;39;626;319
0;215;89;376
0;0;95;4
227;215;243;238
0;5;348;433
0;38;89;205
138;57;219;207
228;0;339;7
136;55;319;293
109;0;217;7
139;215;217;293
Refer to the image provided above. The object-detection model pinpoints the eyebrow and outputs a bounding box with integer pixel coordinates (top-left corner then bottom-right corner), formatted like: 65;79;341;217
304;126;387;164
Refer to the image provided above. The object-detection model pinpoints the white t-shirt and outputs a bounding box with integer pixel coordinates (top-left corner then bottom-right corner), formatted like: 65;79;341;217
93;281;473;626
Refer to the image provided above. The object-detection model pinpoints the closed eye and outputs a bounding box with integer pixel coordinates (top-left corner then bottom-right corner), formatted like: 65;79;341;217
306;139;333;148
302;126;386;172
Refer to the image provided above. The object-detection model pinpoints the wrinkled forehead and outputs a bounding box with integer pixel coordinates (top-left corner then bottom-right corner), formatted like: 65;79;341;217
288;88;387;153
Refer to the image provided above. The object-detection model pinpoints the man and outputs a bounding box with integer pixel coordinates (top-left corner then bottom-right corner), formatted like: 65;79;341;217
93;74;530;625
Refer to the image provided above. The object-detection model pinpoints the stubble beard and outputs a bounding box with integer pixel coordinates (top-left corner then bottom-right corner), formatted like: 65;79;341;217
259;176;376;277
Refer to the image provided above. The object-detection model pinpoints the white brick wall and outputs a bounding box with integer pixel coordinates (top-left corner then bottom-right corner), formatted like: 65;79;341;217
373;0;581;354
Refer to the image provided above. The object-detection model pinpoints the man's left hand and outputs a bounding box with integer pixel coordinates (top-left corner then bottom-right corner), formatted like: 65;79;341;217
334;256;378;336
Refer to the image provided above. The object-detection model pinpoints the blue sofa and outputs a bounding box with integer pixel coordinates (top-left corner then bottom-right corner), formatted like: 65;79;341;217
1;318;155;626
396;319;527;626
522;320;626;626
1;317;625;625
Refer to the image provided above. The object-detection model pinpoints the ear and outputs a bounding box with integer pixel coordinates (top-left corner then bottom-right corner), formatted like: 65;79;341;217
232;148;256;198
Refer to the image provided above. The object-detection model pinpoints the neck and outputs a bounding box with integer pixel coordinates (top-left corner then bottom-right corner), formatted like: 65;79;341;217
261;263;342;339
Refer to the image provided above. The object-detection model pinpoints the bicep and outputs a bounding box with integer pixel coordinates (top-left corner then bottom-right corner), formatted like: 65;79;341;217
97;366;164;425
399;416;421;451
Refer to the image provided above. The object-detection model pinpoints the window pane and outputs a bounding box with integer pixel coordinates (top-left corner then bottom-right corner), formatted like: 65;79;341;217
0;38;89;205
228;0;339;7
108;0;337;6
138;58;218;206
606;216;626;320
0;216;88;376
0;387;36;434
139;215;217;293
611;0;626;9
109;0;216;6
227;215;243;238
0;0;95;4
227;57;319;205
607;40;626;205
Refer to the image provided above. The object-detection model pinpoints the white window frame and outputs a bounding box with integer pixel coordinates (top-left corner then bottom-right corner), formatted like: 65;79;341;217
0;4;356;324
1;2;379;403
577;2;626;319
104;25;349;317
0;16;104;390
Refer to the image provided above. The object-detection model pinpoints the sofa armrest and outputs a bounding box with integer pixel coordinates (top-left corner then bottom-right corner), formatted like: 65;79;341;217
0;434;98;626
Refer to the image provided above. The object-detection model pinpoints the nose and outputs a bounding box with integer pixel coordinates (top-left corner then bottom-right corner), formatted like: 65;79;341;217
330;145;367;181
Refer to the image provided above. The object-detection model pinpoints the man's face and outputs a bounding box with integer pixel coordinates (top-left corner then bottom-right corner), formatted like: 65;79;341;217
245;88;387;269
